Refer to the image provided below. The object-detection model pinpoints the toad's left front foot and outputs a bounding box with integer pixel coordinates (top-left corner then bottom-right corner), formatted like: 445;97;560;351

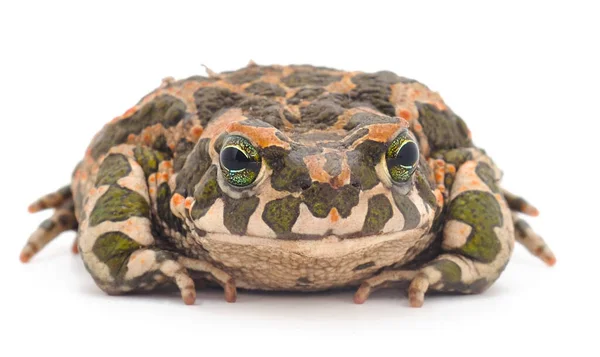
354;255;494;307
355;150;521;307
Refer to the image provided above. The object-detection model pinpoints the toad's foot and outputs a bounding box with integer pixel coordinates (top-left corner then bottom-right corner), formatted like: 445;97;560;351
503;189;556;266
355;150;515;307
354;254;498;307
21;192;77;263
100;250;237;305
76;144;237;304
512;213;555;266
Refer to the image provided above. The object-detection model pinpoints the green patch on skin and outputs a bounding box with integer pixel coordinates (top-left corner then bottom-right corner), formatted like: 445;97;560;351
95;154;131;187
224;68;264;84
92;231;142;277
151;134;173;158
475;162;500;193
193;87;244;126
347;140;386;190
262;196;302;235
282;70;341;88
156;183;185;235
301;183;360;218
448;190;503;263
436;148;473;167
239;97;299;128
89;186;150;226
133;146;167;178
173;139;195;172
350;71;415;116
191;166;222;220
343;112;399;131
90;95;187;158
416;102;472;152
245;82;286;97
362;194;393;235
175;139;212;197
415;170;437;210
331;186;361;218
429;259;491;293
391;189;421;230
287;87;326;105
261;146;312;192
223;196;260;235
432;259;462;284
300;96;345;128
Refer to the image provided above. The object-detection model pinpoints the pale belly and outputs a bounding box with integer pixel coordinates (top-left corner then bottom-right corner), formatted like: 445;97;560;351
197;228;435;291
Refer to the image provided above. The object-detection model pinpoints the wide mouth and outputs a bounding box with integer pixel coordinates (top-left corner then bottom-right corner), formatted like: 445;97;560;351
197;227;430;259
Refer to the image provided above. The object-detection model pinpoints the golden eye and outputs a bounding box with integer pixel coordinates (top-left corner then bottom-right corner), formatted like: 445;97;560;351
386;131;419;183
219;136;262;187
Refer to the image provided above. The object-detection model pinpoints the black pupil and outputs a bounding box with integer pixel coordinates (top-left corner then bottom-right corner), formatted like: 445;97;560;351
394;141;419;167
220;147;253;171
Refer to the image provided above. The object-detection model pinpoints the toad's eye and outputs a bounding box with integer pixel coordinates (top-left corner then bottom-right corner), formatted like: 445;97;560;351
386;131;420;183
219;136;262;187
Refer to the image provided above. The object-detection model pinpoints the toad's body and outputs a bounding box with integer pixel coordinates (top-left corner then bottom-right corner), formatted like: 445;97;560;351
21;64;554;306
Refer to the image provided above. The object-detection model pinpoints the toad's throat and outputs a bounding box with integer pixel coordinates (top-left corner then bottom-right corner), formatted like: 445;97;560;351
195;228;435;291
198;228;431;258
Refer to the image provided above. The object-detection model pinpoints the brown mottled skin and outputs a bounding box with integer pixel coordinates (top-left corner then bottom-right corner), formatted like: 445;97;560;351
21;63;555;307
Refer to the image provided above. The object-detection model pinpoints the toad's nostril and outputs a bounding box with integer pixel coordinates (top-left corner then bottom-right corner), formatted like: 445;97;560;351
300;181;312;191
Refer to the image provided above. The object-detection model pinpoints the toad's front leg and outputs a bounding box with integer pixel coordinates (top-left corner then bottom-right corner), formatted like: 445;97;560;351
78;144;236;304
355;150;514;307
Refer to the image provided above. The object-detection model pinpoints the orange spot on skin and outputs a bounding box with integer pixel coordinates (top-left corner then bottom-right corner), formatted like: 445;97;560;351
148;174;156;183
434;102;447;111
434;189;444;207
172;194;184;206
127;133;136;143
329;208;340;223
149;188;155;195
184;197;194;210
142;133;152;145
162;161;172;169
89;188;97;196
303;155;330;183
398;109;411;120
228;121;290;149
191;125;203;138
123;106;137;117
364;123;407;143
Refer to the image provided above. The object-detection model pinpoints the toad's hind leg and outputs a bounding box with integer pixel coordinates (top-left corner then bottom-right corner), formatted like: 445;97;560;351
20;196;78;263
502;189;555;266
356;151;514;307
512;213;555;266
78;145;236;304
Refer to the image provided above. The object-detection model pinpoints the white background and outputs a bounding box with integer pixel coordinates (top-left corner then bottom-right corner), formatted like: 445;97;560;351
1;1;598;356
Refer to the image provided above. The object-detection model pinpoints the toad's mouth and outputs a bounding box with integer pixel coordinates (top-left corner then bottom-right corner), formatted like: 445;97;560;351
197;227;432;259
